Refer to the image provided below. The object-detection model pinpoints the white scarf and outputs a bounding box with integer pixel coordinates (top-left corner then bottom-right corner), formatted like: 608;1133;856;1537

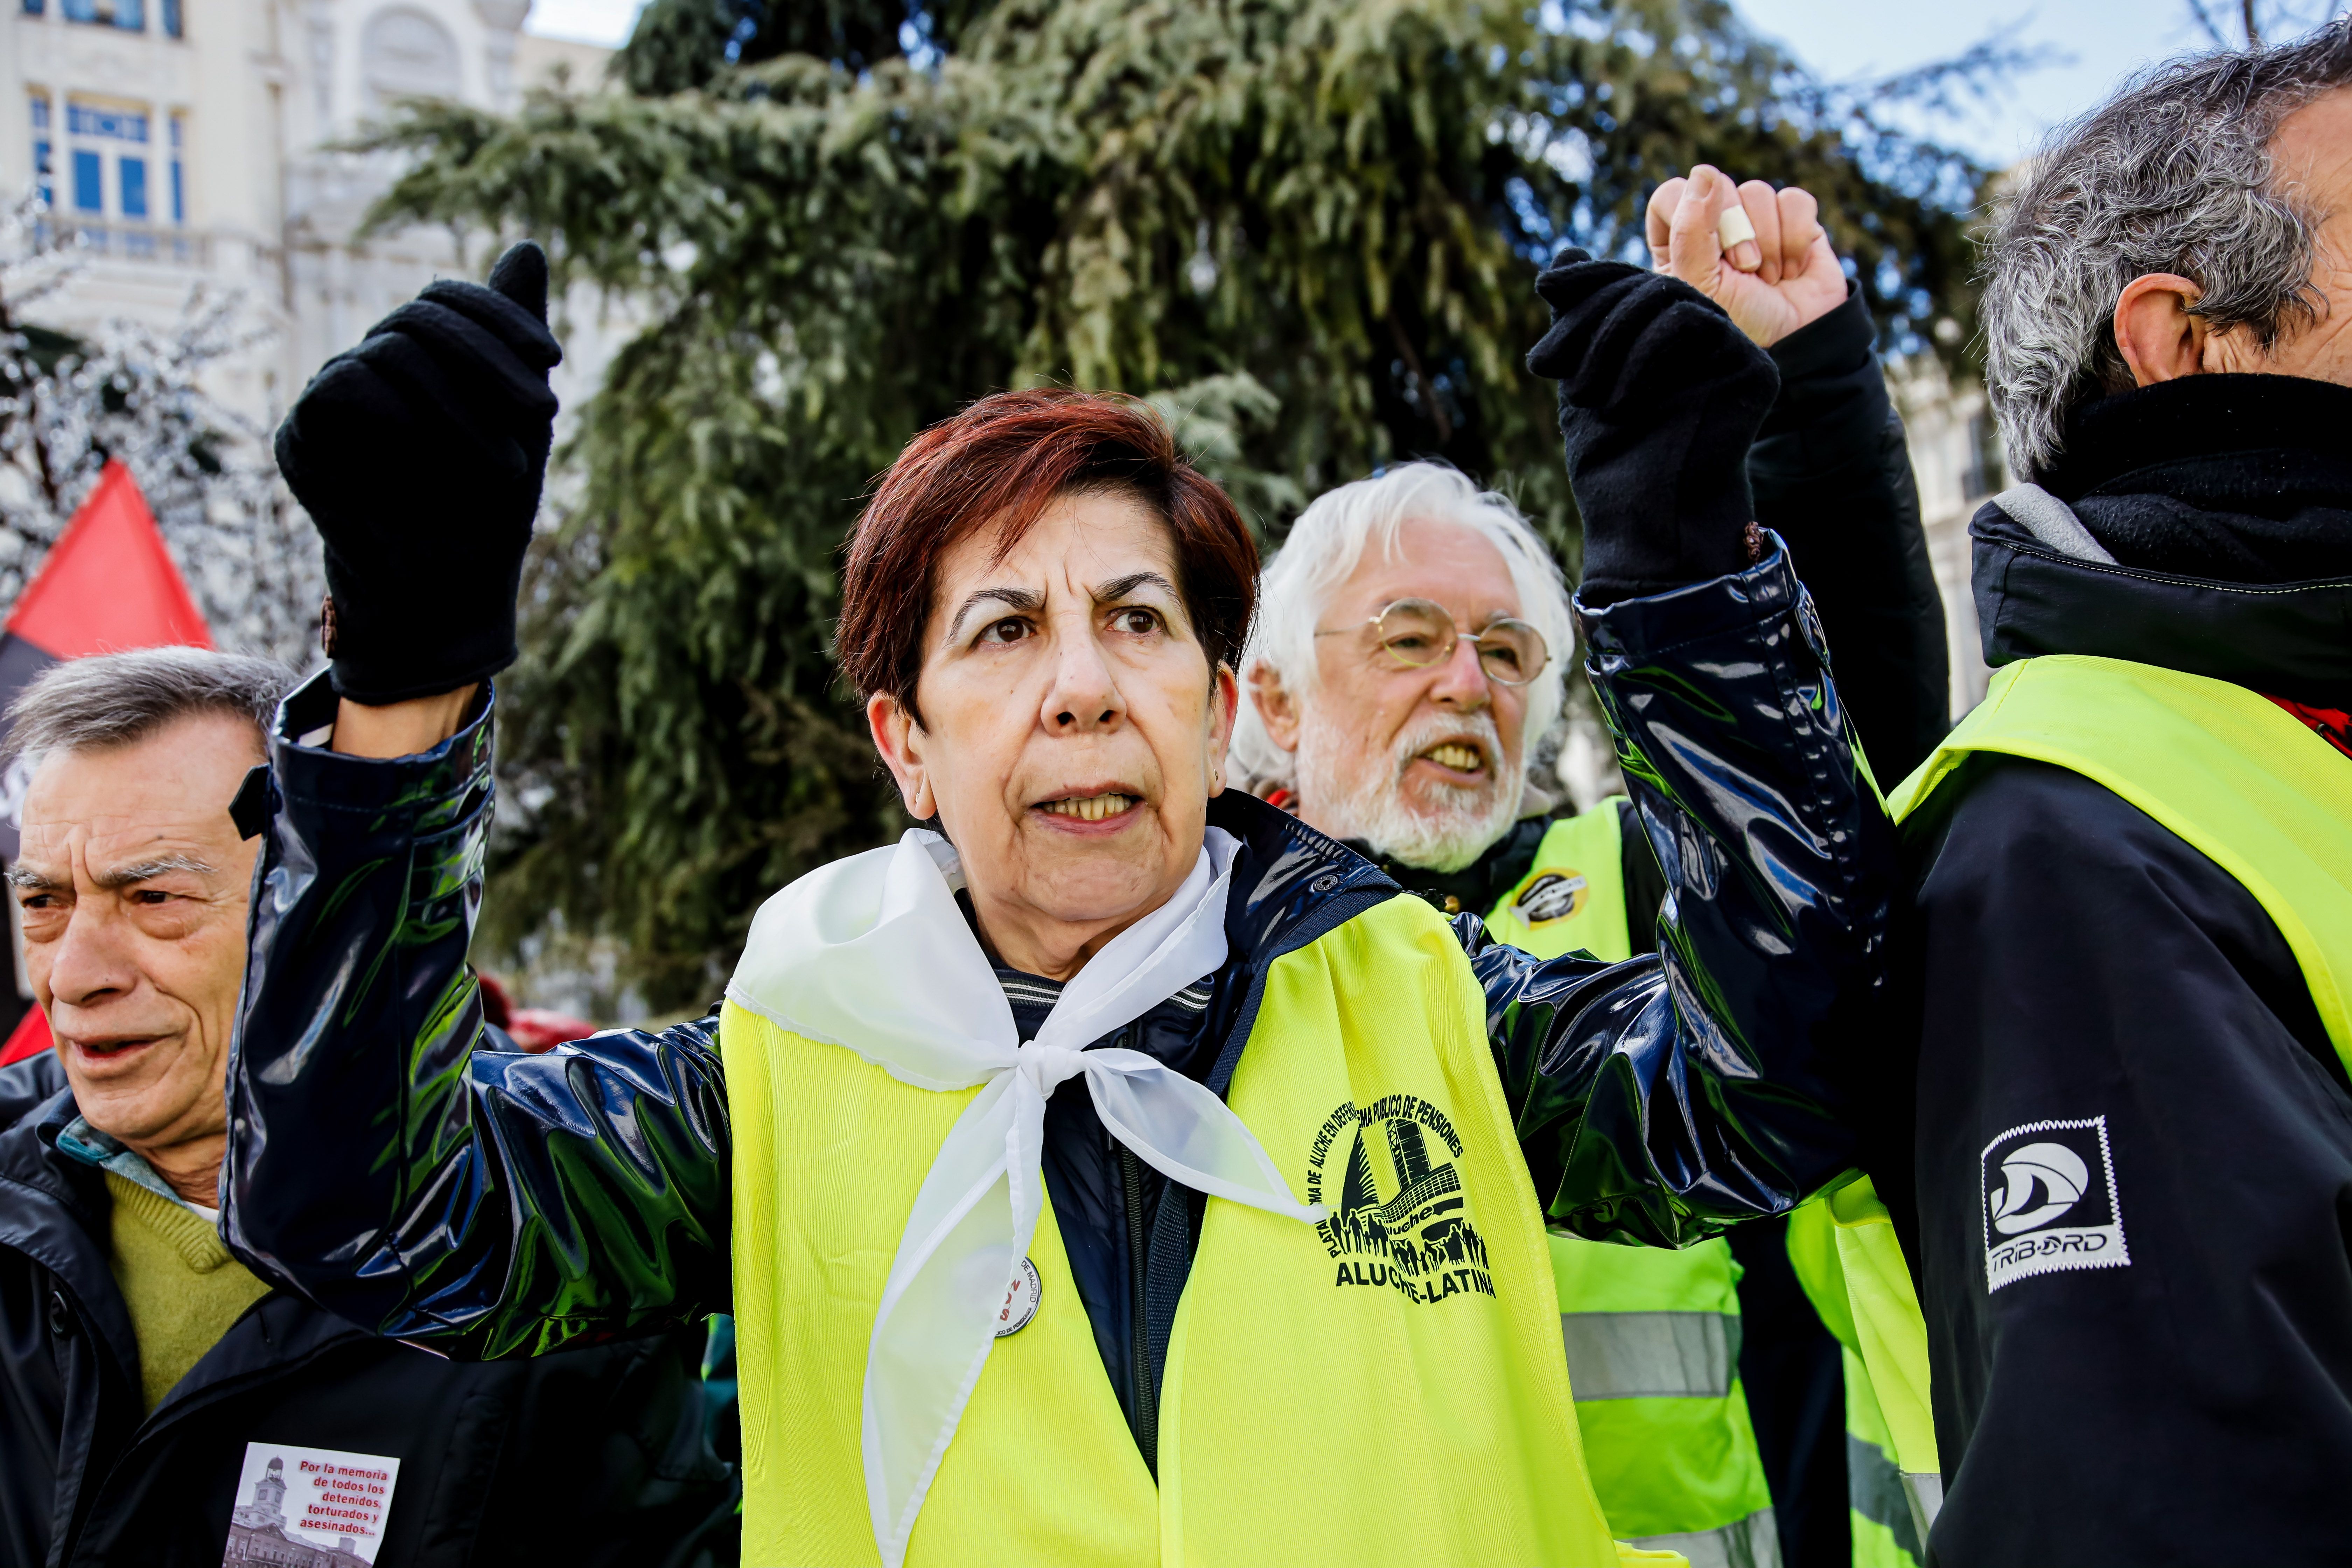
724;827;1325;1567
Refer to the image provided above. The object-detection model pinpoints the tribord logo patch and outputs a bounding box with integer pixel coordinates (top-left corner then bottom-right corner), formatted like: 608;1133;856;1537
1981;1116;2128;1293
1306;1094;1493;1303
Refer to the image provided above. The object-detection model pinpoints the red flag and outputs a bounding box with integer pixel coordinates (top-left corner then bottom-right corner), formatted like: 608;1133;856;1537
0;1007;48;1068
7;460;211;658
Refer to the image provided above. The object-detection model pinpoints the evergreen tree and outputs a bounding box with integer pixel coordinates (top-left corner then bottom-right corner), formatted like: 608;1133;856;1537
357;0;1994;1003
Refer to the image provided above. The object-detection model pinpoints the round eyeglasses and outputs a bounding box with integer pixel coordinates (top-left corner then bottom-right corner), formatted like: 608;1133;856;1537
1314;598;1550;686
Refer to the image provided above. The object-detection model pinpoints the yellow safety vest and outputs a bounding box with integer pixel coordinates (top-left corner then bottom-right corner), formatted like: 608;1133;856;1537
1488;804;1778;1565
1799;652;2352;1566
723;888;1679;1567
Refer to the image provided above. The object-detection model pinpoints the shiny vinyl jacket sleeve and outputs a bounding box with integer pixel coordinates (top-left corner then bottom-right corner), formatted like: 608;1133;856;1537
1471;536;1891;1248
220;674;730;1359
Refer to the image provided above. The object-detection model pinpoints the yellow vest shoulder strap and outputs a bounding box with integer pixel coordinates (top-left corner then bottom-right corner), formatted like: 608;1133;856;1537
1889;653;2352;1070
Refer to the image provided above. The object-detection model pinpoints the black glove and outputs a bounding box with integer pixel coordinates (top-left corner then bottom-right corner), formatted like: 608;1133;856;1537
1525;251;1779;606
276;241;562;705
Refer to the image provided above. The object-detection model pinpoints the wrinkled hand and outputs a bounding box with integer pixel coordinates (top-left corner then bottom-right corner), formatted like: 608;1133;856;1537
1646;166;1847;349
275;241;562;706
1526;251;1778;604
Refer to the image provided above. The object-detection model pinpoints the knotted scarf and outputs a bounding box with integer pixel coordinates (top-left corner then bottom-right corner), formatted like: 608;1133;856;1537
724;827;1326;1567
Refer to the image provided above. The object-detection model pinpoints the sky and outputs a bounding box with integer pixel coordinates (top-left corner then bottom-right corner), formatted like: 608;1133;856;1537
516;1;2335;167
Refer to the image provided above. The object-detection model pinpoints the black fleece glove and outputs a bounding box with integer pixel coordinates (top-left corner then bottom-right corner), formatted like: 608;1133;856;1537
275;241;562;705
1525;251;1779;606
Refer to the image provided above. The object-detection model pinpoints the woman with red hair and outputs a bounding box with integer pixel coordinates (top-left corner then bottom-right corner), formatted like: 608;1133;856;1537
224;246;1889;1566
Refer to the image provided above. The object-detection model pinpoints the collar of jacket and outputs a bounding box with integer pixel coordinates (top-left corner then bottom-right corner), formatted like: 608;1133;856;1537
1199;789;1399;1095
1975;378;2352;707
0;1056;148;1390
1342;814;1554;919
2041;373;2352;583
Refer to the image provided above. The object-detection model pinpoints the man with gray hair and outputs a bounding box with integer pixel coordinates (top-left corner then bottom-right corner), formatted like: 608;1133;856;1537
1239;167;1951;1567
0;647;736;1566
1802;21;2352;1567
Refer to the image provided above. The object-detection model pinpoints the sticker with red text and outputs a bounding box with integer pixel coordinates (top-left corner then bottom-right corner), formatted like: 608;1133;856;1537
224;1441;401;1565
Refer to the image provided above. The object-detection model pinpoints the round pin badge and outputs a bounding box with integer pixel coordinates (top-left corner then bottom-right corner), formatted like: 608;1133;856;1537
995;1257;1042;1337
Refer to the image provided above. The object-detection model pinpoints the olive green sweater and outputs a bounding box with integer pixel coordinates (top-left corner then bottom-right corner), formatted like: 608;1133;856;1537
103;1171;273;1411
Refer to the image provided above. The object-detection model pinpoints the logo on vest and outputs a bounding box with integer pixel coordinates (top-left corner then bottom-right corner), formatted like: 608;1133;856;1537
1981;1116;2128;1293
1511;868;1588;926
1305;1095;1493;1303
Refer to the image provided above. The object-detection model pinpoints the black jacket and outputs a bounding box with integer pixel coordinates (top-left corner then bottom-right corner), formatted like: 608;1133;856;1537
218;541;1891;1477
0;1053;737;1568
1866;374;2352;1567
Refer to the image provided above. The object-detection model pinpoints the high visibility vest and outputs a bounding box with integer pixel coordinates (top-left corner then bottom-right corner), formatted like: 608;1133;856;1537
1785;1181;1937;1567
1488;804;1780;1566
1802;652;2352;1566
722;889;1681;1568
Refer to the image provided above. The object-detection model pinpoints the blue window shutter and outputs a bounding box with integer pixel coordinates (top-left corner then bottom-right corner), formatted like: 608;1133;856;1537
161;0;176;33
170;160;183;223
71;148;102;212
119;156;146;218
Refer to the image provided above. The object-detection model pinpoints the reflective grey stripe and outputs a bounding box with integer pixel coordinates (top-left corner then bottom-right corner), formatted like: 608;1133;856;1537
1847;1432;1924;1562
1559;1310;1741;1400
1630;1507;1782;1568
1905;1471;1944;1543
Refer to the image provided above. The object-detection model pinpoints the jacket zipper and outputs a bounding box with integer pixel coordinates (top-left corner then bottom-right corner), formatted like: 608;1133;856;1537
1119;1140;1158;1475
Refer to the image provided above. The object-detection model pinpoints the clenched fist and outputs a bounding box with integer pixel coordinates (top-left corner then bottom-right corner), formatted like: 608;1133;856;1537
1647;166;1848;349
275;241;562;706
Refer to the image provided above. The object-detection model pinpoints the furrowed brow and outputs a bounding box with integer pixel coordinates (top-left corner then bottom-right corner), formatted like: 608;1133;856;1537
93;855;218;890
1092;571;1180;606
945;585;1045;643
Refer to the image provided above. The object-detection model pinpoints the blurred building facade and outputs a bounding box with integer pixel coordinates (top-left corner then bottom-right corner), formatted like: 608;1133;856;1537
1894;363;2004;720
2;0;615;424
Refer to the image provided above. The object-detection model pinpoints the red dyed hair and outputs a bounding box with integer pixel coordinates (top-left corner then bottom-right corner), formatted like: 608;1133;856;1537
837;389;1259;718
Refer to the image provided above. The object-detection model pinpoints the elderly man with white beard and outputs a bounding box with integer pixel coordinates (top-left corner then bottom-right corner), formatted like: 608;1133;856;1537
1234;167;1953;1568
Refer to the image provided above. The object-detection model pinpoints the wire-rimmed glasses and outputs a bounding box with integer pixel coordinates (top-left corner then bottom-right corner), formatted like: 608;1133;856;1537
1314;598;1550;686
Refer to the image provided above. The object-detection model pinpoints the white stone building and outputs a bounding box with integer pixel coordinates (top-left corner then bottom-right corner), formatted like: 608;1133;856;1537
1894;362;2006;720
3;0;614;425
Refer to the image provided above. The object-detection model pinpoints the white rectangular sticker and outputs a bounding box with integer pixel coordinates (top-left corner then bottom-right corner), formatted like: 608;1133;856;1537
224;1441;401;1566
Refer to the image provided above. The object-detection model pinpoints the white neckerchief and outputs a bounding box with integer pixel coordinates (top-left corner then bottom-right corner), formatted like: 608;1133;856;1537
724;826;1324;1567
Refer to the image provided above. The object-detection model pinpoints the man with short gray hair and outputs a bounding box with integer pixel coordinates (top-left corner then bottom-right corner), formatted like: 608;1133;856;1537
1810;21;2352;1567
0;647;736;1567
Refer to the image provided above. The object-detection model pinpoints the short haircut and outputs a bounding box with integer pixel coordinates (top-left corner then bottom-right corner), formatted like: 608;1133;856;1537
1983;20;2352;479
1;647;298;766
836;388;1260;720
1230;462;1573;791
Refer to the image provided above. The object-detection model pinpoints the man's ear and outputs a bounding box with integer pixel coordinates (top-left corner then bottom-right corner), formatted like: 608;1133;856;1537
1247;663;1302;753
866;692;934;821
2114;273;2213;386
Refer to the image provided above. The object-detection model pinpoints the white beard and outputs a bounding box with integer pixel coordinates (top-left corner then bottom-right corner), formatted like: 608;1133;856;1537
1295;707;1525;874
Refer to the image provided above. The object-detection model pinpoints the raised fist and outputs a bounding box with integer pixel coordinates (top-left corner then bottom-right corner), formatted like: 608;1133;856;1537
275;241;562;705
1646;166;1848;349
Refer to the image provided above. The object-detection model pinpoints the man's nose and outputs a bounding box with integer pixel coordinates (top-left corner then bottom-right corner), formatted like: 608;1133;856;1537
44;908;139;1010
1425;634;1492;709
1040;630;1127;734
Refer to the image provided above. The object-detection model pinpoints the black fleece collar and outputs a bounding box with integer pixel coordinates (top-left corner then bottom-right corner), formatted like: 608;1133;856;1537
2043;374;2352;584
1976;373;2352;705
